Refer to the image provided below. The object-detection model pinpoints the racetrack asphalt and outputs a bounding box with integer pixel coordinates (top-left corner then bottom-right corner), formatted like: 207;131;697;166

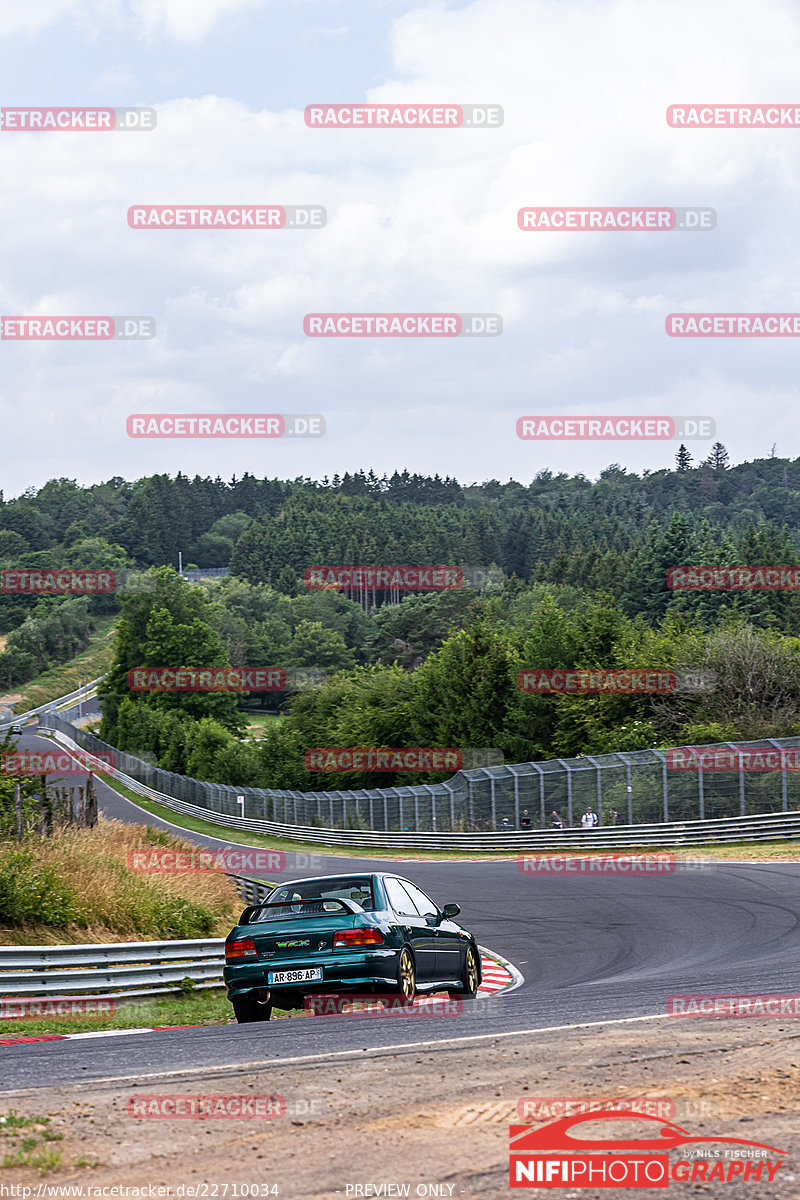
3;721;800;1090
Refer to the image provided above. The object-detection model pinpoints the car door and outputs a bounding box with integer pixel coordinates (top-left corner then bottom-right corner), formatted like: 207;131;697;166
399;879;465;985
383;877;437;983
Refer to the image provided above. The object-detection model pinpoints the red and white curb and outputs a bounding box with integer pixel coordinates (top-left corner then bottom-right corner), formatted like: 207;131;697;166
478;951;516;994
0;949;522;1045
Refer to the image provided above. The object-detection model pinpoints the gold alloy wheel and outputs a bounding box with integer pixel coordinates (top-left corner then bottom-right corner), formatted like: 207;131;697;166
399;948;416;998
465;946;479;994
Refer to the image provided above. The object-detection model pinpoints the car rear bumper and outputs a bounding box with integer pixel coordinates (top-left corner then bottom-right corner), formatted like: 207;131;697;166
224;947;400;998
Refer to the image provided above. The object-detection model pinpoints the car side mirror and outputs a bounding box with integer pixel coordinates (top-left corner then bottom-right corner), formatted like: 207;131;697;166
442;903;460;919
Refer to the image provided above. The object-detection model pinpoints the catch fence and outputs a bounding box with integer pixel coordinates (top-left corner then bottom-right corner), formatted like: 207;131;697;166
38;714;799;833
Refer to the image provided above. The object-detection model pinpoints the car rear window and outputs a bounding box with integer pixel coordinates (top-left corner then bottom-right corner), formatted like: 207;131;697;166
256;876;375;916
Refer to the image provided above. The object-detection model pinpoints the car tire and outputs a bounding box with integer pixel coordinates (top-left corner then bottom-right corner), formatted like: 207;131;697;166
232;990;273;1023
396;947;416;999
448;945;480;998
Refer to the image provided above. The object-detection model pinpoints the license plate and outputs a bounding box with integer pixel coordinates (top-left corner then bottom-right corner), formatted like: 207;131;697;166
267;967;323;985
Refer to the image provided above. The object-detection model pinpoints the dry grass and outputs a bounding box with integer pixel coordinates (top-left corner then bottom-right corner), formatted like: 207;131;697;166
0;819;241;944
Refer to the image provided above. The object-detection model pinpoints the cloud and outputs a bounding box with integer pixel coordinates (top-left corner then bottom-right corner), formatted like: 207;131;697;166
2;0;800;490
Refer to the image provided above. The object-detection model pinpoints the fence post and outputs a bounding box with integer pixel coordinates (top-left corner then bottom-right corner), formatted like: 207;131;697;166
556;760;573;826
14;782;22;843
536;765;545;828
586;756;602;824
768;739;789;812
698;764;705;820
618;757;633;824
725;743;745;816
511;766;521;829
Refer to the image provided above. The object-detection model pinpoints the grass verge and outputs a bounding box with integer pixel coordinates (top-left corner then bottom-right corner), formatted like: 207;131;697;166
6;615;117;713
0;990;303;1037
0;820;242;945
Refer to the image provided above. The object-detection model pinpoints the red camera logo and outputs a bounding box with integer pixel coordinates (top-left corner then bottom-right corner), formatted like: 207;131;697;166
510;1112;785;1188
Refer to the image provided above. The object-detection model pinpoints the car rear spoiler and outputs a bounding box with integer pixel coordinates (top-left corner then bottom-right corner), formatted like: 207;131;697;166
237;897;365;924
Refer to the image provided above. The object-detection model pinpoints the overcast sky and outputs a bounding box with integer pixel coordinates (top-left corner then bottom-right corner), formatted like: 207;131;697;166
1;0;799;496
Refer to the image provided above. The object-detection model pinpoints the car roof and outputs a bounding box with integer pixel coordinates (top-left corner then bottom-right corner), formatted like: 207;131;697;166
268;873;381;888
267;872;422;889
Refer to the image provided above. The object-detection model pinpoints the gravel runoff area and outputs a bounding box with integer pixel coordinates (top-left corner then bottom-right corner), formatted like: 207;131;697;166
1;1016;799;1199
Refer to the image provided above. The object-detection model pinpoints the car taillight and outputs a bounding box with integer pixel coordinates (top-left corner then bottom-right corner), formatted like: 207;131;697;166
333;929;384;948
226;938;257;960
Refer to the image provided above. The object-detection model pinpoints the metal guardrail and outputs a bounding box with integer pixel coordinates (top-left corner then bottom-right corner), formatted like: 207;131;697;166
39;726;800;848
0;880;520;1005
0;677;104;733
0;939;226;999
0;878;269;1002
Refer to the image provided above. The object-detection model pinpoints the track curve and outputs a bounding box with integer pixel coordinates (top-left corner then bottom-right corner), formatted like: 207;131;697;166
3;722;800;1090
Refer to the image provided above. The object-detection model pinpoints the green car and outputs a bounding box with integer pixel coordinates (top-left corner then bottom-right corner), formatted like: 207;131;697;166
224;872;482;1022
